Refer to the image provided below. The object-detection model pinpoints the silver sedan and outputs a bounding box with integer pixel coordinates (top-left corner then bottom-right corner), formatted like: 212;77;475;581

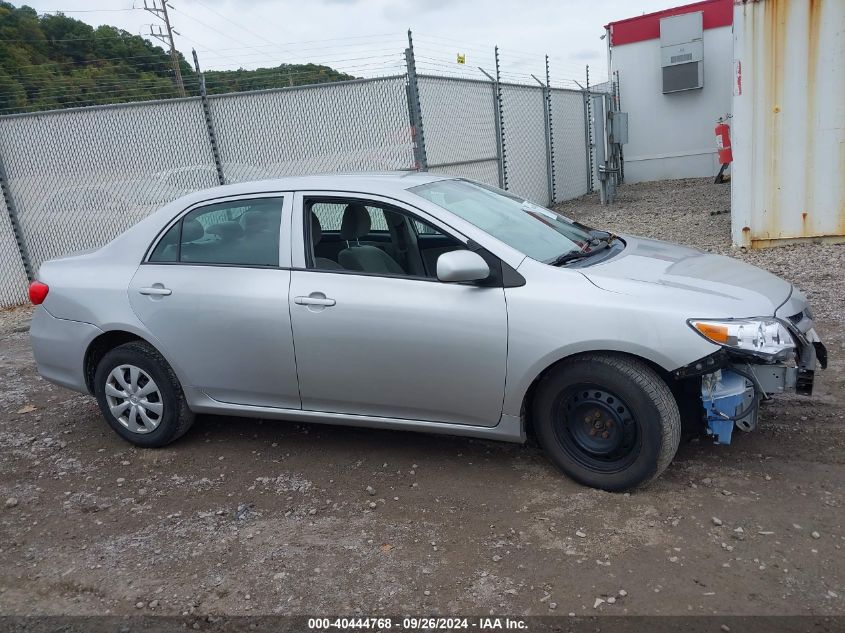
29;173;826;490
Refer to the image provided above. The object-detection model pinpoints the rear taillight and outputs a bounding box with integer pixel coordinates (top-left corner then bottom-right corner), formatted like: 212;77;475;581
29;281;49;305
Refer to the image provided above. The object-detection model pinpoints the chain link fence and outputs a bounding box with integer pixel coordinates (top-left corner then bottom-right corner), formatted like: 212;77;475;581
417;75;500;187
207;77;414;182
500;84;550;206
0;59;606;308
0;192;29;307
0;97;217;276
551;89;590;202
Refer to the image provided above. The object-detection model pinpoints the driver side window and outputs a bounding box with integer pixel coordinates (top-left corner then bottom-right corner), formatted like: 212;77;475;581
305;198;465;279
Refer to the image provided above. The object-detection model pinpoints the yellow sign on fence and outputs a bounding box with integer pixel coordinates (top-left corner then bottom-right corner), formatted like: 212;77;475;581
456;53;465;64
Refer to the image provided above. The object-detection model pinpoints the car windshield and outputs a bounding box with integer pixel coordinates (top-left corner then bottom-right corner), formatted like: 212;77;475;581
409;179;595;262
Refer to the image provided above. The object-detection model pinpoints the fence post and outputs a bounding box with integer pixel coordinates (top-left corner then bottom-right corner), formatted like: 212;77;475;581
531;69;554;206
404;30;428;171
0;149;33;282
614;69;625;184
585;64;594;193
494;46;508;190
544;56;556;205
192;49;225;186
477;66;502;188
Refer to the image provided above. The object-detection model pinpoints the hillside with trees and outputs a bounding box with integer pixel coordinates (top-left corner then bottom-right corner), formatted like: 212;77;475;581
203;64;354;95
0;2;354;114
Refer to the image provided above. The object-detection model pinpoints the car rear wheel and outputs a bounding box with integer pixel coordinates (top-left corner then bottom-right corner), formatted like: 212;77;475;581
532;353;681;491
94;341;194;448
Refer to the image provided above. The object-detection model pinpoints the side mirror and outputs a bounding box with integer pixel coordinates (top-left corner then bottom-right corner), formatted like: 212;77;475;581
436;250;490;283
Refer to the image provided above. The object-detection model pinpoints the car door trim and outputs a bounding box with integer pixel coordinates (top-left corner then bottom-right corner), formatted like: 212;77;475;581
183;386;526;443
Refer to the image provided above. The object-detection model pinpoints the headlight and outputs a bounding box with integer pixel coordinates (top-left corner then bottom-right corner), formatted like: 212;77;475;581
688;318;795;358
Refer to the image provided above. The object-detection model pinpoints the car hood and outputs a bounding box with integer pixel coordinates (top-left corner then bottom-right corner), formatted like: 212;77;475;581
580;235;792;317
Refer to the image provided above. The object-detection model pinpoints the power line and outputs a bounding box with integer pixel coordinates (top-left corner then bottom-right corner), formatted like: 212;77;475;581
414;33;590;81
204;52;403;71
9;76;201;92
1;15;587;110
188;33;403;55
36;8;140;13
0;64;402;114
184;0;296;59
10;64;395;91
0;34;146;42
175;33;255;70
177;35;398;76
9;61;398;91
11;54;183;73
195;46;403;64
169;6;407;72
167;5;272;61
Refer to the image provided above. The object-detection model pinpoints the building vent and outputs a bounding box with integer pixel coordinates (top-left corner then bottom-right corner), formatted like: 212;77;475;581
663;62;701;93
660;11;703;93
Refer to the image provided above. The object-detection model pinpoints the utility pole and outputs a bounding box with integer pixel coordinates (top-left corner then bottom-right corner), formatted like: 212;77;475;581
144;0;186;97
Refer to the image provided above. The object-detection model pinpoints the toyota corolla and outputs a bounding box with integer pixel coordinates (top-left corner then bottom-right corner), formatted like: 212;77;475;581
28;173;827;491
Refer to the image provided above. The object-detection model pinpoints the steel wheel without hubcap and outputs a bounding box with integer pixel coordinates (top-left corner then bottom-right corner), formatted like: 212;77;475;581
534;354;681;490
555;385;641;473
104;364;163;434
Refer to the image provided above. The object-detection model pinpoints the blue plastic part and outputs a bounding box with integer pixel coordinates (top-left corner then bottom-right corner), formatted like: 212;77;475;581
702;370;748;445
706;418;735;445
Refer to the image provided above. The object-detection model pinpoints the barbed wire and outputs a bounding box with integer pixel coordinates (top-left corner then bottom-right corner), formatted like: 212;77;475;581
2;21;595;116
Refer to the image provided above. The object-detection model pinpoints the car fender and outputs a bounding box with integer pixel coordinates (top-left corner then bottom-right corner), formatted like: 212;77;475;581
502;339;690;419
502;259;720;418
93;319;191;381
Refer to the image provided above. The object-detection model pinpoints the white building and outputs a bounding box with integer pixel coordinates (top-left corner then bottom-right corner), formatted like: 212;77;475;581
605;0;733;183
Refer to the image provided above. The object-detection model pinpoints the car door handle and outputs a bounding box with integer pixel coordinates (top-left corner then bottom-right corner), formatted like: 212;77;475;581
294;295;336;307
139;286;172;296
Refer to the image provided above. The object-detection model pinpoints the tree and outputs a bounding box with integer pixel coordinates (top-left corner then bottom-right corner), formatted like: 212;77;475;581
0;2;355;114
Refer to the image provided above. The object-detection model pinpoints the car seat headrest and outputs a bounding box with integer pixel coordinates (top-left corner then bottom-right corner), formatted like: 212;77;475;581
340;203;371;241
181;218;204;242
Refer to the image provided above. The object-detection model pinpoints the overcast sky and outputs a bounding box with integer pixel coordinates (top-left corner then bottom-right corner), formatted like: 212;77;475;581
21;0;679;84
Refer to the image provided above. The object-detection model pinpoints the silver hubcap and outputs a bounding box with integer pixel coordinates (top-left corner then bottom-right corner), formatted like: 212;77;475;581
104;365;163;434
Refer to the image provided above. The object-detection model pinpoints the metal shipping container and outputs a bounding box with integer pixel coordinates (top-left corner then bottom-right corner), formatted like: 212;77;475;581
731;0;845;248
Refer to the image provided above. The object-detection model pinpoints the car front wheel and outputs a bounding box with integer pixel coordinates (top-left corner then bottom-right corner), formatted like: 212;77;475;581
94;341;194;448
532;353;681;491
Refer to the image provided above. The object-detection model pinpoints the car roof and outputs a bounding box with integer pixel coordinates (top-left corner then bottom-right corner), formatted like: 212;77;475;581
192;171;452;199
122;171;456;251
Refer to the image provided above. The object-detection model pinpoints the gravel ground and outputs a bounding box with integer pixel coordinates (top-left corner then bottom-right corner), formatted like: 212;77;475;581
0;178;843;620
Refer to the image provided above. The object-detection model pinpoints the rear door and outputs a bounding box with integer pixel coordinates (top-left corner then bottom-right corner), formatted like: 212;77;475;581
129;193;300;409
289;191;508;427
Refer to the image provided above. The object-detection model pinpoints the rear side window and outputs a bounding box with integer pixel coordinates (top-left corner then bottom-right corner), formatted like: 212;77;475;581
149;223;180;262
148;197;284;267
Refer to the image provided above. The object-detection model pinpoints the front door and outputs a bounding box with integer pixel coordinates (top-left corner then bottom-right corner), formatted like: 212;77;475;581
289;192;508;427
129;194;300;409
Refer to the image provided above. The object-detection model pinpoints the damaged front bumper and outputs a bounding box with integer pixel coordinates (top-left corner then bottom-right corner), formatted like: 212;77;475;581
673;314;828;445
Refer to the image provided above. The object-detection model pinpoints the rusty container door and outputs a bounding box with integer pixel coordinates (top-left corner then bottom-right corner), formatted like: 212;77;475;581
731;0;845;248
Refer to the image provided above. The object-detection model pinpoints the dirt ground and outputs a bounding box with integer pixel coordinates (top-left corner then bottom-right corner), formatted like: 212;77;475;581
0;178;843;619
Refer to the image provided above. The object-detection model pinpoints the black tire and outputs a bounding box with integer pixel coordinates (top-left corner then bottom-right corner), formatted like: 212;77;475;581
532;353;681;491
93;341;194;448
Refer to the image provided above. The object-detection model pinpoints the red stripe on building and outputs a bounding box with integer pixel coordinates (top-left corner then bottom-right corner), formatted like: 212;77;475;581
606;0;733;47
